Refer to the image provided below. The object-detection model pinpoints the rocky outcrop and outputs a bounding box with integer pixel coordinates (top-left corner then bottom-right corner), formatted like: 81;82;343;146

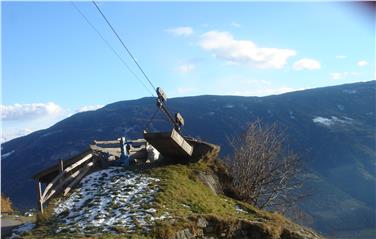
173;216;322;239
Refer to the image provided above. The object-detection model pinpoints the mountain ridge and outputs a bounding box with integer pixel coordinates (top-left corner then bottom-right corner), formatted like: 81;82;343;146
2;80;375;237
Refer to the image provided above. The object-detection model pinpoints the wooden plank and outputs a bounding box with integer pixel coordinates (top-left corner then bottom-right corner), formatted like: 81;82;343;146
36;181;43;213
63;162;94;196
90;145;121;157
44;161;95;202
32;149;92;181
59;160;64;173
44;168;82;202
64;153;93;173
144;129;193;159
59;160;64;184
41;153;92;200
94;140;120;145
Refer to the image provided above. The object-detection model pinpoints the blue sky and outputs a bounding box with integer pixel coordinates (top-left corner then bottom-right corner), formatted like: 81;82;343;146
1;1;375;141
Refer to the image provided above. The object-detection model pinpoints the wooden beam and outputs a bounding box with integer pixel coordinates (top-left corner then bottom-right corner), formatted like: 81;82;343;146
32;149;92;181
94;140;120;145
44;169;81;202
64;153;92;173
44;160;96;203
63;162;95;196
41;153;93;200
59;159;64;184
90;145;121;156
59;159;64;173
36;181;43;213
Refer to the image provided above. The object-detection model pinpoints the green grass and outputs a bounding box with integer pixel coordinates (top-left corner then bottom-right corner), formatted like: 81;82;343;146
148;162;257;220
23;146;318;239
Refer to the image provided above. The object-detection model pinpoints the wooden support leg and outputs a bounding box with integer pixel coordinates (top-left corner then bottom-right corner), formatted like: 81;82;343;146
36;181;43;214
59;159;64;173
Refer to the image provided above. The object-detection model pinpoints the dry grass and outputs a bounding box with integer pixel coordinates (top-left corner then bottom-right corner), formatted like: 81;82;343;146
1;194;14;213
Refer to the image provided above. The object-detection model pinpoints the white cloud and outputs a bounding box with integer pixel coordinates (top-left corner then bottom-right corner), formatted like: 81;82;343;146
357;60;368;67
1;102;107;142
292;58;321;70
165;26;193;37
1;128;33;143
336;55;347;59
78;105;104;112
330;72;361;80
199;31;296;69
1;102;63;121
176;63;195;73
230;22;241;28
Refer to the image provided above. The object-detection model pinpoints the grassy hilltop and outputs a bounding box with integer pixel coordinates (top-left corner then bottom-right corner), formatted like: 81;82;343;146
21;144;322;239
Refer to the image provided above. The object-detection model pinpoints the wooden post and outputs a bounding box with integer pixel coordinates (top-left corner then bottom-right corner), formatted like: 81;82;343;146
59;159;64;173
59;159;64;185
36;181;43;213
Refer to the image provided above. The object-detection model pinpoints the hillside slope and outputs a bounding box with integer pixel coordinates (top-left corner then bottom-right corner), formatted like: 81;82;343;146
2;81;375;236
17;148;322;239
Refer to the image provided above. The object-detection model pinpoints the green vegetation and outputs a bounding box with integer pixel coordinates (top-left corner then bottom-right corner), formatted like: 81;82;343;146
22;144;320;239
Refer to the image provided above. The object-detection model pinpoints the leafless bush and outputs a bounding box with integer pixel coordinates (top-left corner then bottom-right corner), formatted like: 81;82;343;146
225;120;304;210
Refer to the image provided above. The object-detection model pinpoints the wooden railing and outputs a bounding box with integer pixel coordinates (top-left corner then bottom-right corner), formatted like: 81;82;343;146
37;152;95;213
35;138;149;213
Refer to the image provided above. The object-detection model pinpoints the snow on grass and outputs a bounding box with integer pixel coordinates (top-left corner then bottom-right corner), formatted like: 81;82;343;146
312;116;353;127
54;167;160;234
235;205;247;214
8;222;35;239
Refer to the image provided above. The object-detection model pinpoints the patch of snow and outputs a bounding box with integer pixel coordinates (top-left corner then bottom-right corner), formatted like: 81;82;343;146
146;145;160;161
150;212;171;221
235;205;247;214
343;116;354;121
54;167;160;234
289;111;295;120
1;150;15;159
41;130;62;137
8;222;35;239
313;116;353;127
337;104;345;111
123;127;135;134
224;104;234;108
343;89;357;94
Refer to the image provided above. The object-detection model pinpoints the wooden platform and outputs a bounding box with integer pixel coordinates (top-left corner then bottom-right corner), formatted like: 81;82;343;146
143;129;193;159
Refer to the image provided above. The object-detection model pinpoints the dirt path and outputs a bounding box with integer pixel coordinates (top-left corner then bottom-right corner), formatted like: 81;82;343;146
1;215;35;238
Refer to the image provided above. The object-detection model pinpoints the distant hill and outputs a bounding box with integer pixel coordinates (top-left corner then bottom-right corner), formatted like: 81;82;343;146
2;81;375;237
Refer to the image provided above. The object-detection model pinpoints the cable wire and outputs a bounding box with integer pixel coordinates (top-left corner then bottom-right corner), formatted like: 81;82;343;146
92;1;157;92
70;2;155;97
144;107;160;131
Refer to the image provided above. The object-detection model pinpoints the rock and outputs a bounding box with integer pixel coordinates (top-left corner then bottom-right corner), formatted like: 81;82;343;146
175;228;194;239
197;217;208;228
195;171;223;195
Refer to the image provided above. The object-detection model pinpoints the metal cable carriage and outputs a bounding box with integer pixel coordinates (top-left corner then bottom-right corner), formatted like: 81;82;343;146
143;87;194;161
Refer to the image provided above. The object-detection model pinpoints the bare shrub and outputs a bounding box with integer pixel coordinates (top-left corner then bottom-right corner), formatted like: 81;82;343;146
225;120;304;210
1;194;14;213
